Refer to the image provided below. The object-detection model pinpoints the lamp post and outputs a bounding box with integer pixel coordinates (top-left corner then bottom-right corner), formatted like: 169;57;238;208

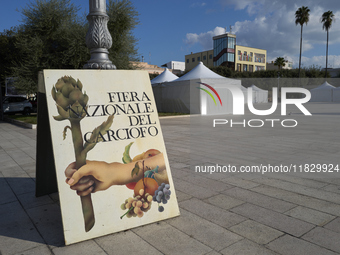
277;71;280;102
84;0;116;69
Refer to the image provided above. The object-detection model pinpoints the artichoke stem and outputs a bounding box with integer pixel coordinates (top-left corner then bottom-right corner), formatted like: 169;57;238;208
70;119;95;232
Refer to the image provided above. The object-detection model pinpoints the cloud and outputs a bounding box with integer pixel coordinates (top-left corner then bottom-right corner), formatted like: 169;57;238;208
221;0;340;67
183;0;340;67
300;55;340;69
185;27;226;50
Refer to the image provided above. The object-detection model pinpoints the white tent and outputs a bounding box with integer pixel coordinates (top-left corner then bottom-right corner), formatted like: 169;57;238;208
310;81;336;102
159;62;244;115
151;69;179;112
249;84;268;103
175;61;226;81
333;87;340;102
151;68;178;84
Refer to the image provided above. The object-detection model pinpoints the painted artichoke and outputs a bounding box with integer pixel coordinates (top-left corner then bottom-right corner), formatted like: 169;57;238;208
51;76;89;121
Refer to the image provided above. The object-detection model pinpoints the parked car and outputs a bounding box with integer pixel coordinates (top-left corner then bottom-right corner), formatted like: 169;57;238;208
28;96;37;113
2;95;32;115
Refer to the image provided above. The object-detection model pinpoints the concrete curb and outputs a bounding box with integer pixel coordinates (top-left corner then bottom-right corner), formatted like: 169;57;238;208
3;117;37;129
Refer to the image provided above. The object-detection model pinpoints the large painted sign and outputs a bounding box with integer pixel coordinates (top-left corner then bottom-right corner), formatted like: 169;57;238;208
40;70;180;245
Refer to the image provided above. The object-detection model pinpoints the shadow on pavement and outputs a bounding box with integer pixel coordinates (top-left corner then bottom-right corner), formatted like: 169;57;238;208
0;177;65;248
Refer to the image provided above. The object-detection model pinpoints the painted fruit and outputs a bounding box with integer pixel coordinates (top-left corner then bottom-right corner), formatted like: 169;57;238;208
134;178;159;196
143;149;161;159
126;182;137;190
132;152;144;162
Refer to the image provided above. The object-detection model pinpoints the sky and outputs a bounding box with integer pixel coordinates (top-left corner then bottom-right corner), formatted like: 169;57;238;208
1;0;340;69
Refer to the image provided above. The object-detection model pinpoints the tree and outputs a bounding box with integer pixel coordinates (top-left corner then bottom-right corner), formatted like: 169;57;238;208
321;10;335;79
10;0;89;94
0;28;20;84
274;57;286;70
106;0;140;69
295;6;310;78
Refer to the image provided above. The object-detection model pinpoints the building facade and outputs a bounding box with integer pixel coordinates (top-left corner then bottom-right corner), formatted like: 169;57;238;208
185;50;214;71
161;61;185;75
266;60;293;70
235;45;266;72
131;62;165;74
185;33;267;72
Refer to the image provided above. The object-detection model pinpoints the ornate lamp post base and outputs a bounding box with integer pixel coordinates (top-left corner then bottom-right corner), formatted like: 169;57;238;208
83;48;116;70
84;0;116;70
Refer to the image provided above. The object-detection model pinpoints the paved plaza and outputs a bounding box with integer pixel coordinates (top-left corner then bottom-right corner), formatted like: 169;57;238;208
1;102;340;254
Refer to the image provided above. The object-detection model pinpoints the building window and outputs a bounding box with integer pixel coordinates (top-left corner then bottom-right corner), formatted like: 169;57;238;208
203;55;206;60
238;50;241;61
254;53;265;63
255;66;265;71
198;57;200;62
186;59;189;63
227;53;234;62
237;64;241;72
243;51;247;61
250;52;253;62
209;54;212;59
192;58;195;62
243;65;248;72
249;65;253;72
228;37;235;49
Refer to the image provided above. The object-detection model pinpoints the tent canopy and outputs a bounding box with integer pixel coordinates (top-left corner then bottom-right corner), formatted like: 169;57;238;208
310;81;336;102
151;68;178;84
311;81;335;90
174;62;225;81
250;84;267;91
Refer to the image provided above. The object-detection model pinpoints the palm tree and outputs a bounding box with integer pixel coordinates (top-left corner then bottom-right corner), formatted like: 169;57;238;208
295;6;310;78
321;10;335;79
274;57;286;70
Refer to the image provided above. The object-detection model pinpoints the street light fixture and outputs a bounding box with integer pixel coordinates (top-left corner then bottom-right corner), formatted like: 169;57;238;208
84;0;116;69
277;71;280;102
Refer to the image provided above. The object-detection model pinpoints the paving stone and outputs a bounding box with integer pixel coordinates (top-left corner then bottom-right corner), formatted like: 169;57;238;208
252;177;340;204
324;217;340;233
170;167;190;179
53;239;106;255
204;194;245;210
205;250;223;255
6;176;36;195
13;245;52;255
133;221;212;255
17;192;54;210
221;176;261;189
0;201;44;255
26;203;64;247
179;198;246;228
302;227;340;253
224;187;295;213
220;239;278;255
231;203;314;237
252;184;340;216
0;165;27;177
267;234;338;255
272;174;329;189
229;220;283;245
0;176;17;205
285;206;335;226
172;177;218;199
174;189;192;202
322;184;340;194
168;209;242;251
182;174;233;192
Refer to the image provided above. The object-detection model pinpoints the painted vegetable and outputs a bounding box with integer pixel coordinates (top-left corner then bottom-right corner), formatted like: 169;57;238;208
52;76;114;232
